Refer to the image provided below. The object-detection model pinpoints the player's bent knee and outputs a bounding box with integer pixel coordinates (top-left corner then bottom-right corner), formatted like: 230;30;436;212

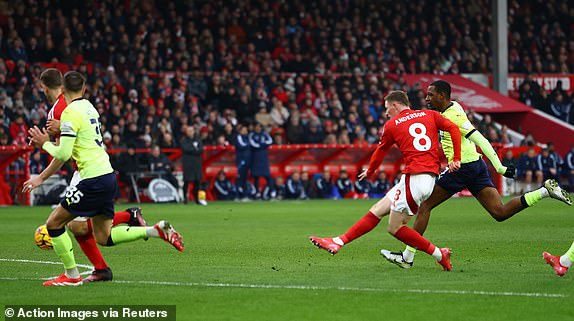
67;221;90;236
489;211;506;222
45;216;66;230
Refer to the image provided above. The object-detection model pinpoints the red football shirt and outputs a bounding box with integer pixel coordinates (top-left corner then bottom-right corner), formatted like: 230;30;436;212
366;109;461;176
46;93;78;170
47;93;67;121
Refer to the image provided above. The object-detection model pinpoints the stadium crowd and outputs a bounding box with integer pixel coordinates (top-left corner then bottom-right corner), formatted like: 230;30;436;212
0;0;573;201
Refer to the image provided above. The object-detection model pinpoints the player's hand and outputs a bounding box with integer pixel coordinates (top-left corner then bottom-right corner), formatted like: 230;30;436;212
448;161;461;172
357;169;369;181
46;119;61;136
22;176;43;193
28;126;50;148
502;165;516;179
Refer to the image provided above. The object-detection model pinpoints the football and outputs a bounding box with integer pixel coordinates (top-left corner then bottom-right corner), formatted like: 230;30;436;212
34;224;53;250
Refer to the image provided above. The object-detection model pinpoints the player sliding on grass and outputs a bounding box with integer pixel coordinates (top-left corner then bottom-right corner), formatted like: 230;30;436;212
23;68;147;283
381;80;572;269
310;90;462;271
27;71;184;286
543;242;574;277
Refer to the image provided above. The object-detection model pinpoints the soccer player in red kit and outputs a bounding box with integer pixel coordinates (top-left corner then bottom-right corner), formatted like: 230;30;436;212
23;68;147;282
310;90;462;271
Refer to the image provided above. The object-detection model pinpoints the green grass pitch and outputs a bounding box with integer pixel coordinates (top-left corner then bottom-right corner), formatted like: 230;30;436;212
1;197;573;321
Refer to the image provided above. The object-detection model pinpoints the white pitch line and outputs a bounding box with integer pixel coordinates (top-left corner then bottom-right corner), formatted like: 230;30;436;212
110;280;567;298
0;259;567;298
0;258;93;270
0;277;566;298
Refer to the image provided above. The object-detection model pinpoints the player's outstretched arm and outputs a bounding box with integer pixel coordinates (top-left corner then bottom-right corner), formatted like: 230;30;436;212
362;121;395;180
22;158;65;193
364;133;392;180
467;130;512;177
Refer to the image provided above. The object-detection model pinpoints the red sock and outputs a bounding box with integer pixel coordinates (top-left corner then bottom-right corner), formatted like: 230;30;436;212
393;226;436;255
340;211;381;244
112;211;131;226
75;220;108;270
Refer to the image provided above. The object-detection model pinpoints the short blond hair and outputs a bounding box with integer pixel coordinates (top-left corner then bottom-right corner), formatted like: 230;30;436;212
384;90;410;107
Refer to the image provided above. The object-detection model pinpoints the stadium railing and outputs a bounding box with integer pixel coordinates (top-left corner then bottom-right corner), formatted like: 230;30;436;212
8;144;541;205
7;144;402;205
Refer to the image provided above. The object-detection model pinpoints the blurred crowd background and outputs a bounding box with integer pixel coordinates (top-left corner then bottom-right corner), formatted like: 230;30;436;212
0;0;572;202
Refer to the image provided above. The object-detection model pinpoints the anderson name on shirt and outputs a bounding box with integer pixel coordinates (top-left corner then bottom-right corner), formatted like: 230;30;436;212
394;111;428;125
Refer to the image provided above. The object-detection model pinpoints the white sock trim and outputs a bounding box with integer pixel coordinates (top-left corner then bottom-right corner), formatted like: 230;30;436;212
560;255;572;268
403;249;415;262
146;226;159;238
332;237;344;246
431;247;442;261
65;267;80;279
539;187;549;198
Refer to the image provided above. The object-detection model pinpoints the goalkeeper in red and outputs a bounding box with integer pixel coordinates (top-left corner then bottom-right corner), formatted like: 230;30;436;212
28;71;184;286
382;80;572;269
310;90;462;271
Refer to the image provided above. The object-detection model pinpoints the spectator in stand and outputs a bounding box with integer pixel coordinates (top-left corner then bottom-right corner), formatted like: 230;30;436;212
520;133;537;147
0;133;10;146
547;142;563;170
236;93;257;124
550;81;568;101
499;125;512;145
478;114;500;138
255;106;273;128
517;148;543;191
222;123;235;145
213;170;238;201
263;176;285;201
181;126;205;205
1;1;574;205
249;123;273;198
159;132;178;149
518;77;541;107
550;93;572;123
502;149;517;169
315;171;334;199
353;177;371;199
537;148;558;180
285;171;307;200
29;149;47;175
564;146;574;192
270;99;289;127
371;172;392;198
501;149;519;195
235;124;252;199
486;127;502;143
116;144;144;202
301;171;315;199
336;169;355;199
9;114;28;146
102;132;113;149
286;116;304;144
305;122;325;144
337;128;351;144
147;144;180;194
0;1;571;82
272;131;284;145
